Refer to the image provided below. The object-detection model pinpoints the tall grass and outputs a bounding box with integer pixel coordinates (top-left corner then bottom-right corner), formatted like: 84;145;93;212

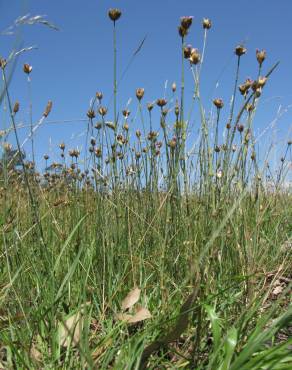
0;9;291;370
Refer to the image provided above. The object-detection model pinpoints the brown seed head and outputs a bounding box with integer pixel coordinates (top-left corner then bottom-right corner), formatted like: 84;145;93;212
13;101;20;114
156;98;167;108
95;122;102;130
180;16;193;30
178;25;188;38
147;102;154;111
136;130;141;139
202;18;212;29
183;45;192;59
213;98;224;109
189;48;201;65
43;101;53;117
59;142;65;151
256;49;266;66
0;58;7;69
136;88;145;101
122;109;130;118
96;91;103;101
44;154;49;160
235;45;247;56
87;109;95;119
237;124;244;133
108;8;122;22
23;63;32;74
98;106;107;116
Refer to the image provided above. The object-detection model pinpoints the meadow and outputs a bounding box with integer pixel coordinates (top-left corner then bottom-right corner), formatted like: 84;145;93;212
0;8;291;370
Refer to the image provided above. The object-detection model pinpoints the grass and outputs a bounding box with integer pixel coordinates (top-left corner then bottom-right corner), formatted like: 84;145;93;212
0;9;291;370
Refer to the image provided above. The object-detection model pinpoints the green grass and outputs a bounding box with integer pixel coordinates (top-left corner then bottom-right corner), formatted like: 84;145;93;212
0;10;291;370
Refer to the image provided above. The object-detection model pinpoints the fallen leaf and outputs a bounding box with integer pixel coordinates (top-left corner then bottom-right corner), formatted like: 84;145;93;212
128;307;152;323
59;311;83;348
121;287;141;310
272;285;283;296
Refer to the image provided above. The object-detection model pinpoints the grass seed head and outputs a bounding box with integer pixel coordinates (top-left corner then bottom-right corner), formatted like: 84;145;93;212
256;49;266;66
108;8;122;22
98;106;108;116
202;18;212;29
156;98;167;108
23;63;32;74
180;16;193;30
189;48;201;64
87;109;96;119
13;101;20;114
213;98;224;109
43;100;53;117
235;45;247;56
184;45;192;59
136;88;145;101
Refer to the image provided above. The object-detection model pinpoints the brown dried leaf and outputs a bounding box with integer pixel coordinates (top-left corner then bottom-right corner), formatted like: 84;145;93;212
272;285;283;296
59;312;83;348
121;287;141;310
128;307;152;323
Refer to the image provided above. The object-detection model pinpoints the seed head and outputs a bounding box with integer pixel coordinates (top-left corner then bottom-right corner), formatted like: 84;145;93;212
189;48;201;65
147;102;154;111
23;63;32;74
288;140;292;146
59;142;65;151
122;109;130;118
44;154;49;160
184;45;192;59
0;58;7;69
256;49;266;66
43;100;53;117
235;45;247;56
98;106;107;116
156;98;167;108
202;18;212;29
95;148;102;158
237;124;244;133
108;8;122;22
136;88;145;101
171;82;177;92
136;130;141;139
13;101;19;114
178;25;188;38
96;91;103;101
95;122;102;130
87;109;95;119
180;16;193;30
213;98;224;109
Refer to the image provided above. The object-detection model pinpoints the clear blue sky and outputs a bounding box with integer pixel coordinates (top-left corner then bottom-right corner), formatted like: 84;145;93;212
1;0;292;171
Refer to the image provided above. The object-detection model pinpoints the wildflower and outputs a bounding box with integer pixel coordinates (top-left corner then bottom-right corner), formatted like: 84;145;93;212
23;63;32;74
87;109;95;119
108;8;122;22
235;45;247;56
156;98;167;107
189;48;201;65
213;98;224;109
256;49;266;66
136;88;145;101
43;101;53;117
202;18;212;29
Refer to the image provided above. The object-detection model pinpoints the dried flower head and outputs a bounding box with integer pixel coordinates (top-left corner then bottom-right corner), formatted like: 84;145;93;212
122;109;130;118
178;25;188;38
87;109;95;119
44;154;49;160
147;102;154;111
235;45;247;56
43;101;52;117
202;18;212;29
13;101;19;114
171;82;177;92
239;78;253;96
106;121;115;130
95;122;102;129
189;48;201;65
59;142;65;151
184;45;192;59
180;16;193;30
136;88;145;101
156;98;167;108
96;92;103;101
98;106;107;116
213;98;224;109
0;58;7;69
95;147;102;158
175;102;180;117
23;63;32;74
168;137;177;149
256;49;266;66
136;130;141;139
108;8;122;22
237;124;244;133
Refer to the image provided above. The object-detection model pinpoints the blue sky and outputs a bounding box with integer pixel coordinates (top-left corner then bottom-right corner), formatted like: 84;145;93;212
1;0;292;171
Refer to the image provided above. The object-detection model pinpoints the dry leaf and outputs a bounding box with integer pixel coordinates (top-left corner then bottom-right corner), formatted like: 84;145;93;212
121;287;141;310
272;285;283;296
128;307;152;323
116;307;151;324
59;311;83;348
